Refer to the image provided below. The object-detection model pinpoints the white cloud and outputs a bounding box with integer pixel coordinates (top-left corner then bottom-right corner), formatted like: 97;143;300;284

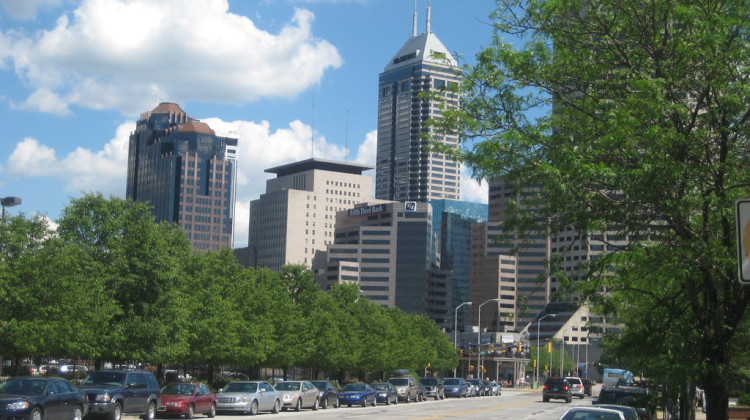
460;165;488;204
4;121;132;196
0;0;63;20
4;0;342;115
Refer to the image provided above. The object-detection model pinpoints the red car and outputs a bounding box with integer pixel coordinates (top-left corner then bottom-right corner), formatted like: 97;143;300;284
158;382;217;418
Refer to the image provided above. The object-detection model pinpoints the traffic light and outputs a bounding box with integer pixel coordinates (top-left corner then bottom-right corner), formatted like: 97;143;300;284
460;349;464;357
547;342;552;352
518;342;523;352
470;365;475;372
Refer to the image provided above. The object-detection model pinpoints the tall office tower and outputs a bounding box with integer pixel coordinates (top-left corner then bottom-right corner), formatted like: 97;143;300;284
429;200;488;333
247;158;373;271
375;5;461;202
318;201;450;326
469;180;552;332
126;102;238;251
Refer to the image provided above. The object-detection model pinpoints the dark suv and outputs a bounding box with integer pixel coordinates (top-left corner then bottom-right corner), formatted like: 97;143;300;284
543;377;572;403
593;384;656;420
79;370;161;420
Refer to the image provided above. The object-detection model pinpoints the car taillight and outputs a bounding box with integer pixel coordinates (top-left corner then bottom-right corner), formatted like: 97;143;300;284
563;386;569;390
543;386;549;390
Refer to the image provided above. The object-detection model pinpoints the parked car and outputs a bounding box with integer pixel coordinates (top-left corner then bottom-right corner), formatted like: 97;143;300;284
566;377;585;399
273;381;319;412
338;383;376;407
559;407;626;420
0;376;89;420
387;375;419;402
543;377;572;403
420;378;444;400
309;380;339;409
581;378;593;397
467;379;485;396
593;384;656;420
481;380;493;396
442;378;470;398
592;404;640;420
79;370;161;420
215;381;281;415
157;382;216;418
489;381;502;396
370;383;398;405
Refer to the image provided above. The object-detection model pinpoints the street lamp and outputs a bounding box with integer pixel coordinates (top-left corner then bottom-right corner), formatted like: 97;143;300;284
454;301;472;377
535;313;557;387
1;197;21;218
477;298;499;379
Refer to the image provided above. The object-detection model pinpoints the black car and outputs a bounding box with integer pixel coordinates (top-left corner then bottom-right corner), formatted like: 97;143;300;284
420;378;444;400
543;377;572;403
0;376;89;420
79;370;161;420
310;380;339;409
593;384;656;420
581;378;593;397
370;383;398;405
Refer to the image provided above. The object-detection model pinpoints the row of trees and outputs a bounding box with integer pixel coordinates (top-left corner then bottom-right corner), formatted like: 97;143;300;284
0;193;457;383
430;0;750;419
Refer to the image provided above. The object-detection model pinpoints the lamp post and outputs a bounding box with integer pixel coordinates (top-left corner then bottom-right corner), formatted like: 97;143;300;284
453;301;472;377
477;298;499;379
1;197;21;218
535;313;557;386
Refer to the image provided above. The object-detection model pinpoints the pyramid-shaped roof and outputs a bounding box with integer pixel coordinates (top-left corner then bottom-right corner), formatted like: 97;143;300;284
383;32;457;72
178;120;215;135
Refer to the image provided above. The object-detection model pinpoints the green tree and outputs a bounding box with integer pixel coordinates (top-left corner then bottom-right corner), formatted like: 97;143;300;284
56;193;194;365
431;1;750;418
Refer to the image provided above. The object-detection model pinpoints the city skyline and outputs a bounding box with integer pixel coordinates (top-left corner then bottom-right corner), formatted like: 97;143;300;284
0;0;498;247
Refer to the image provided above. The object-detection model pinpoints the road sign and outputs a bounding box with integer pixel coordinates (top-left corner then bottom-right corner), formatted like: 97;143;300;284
736;200;750;284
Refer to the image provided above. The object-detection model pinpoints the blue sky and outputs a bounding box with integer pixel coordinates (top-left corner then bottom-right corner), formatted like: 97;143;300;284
0;0;500;247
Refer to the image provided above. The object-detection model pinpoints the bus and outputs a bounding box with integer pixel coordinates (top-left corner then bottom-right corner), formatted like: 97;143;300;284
602;368;633;388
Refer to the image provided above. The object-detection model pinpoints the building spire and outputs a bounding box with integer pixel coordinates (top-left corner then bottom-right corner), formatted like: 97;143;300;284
412;0;418;37
426;0;431;34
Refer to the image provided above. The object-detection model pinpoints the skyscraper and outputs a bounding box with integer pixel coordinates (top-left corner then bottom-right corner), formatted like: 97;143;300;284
126;102;238;251
375;5;461;202
247;158;373;271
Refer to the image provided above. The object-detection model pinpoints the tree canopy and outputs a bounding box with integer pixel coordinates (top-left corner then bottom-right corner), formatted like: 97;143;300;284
430;0;750;418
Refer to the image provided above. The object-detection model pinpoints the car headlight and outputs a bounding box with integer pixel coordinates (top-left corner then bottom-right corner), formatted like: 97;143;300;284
94;394;112;403
7;401;29;411
240;397;248;403
283;394;293;400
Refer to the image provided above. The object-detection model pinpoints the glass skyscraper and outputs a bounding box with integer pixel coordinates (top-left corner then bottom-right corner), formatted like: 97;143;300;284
375;7;462;202
126;102;238;251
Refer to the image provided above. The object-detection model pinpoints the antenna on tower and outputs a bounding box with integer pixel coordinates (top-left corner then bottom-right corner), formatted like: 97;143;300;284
412;0;418;37
426;0;431;34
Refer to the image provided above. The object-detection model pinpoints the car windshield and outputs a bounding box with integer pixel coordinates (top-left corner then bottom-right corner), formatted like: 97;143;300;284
389;379;408;386
310;381;328;390
443;379;461;385
223;382;257;393
421;379;438;385
162;384;194;395
274;382;301;391
343;383;368;392
468;379;480;385
562;410;623;420
371;383;388;391
82;371;126;386
0;378;47;396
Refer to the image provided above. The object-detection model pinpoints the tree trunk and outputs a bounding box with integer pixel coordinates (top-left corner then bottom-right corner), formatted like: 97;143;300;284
703;371;729;420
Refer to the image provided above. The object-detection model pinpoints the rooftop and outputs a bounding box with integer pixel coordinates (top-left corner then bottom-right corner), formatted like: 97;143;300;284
265;158;374;177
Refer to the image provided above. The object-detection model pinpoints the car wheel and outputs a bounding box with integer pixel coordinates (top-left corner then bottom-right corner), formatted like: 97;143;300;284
312;398;319;411
207;403;216;418
543;397;549;402
566;397;572;403
144;401;156;420
347;404;351;407
249;400;258;416
271;399;280;414
385;397;390;405
294;398;302;412
321;396;328;409
109;403;122;420
31;408;43;420
72;406;83;420
186;404;194;419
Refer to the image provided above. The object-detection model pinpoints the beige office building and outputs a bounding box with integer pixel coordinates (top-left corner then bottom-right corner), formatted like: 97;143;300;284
247;158;373;271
